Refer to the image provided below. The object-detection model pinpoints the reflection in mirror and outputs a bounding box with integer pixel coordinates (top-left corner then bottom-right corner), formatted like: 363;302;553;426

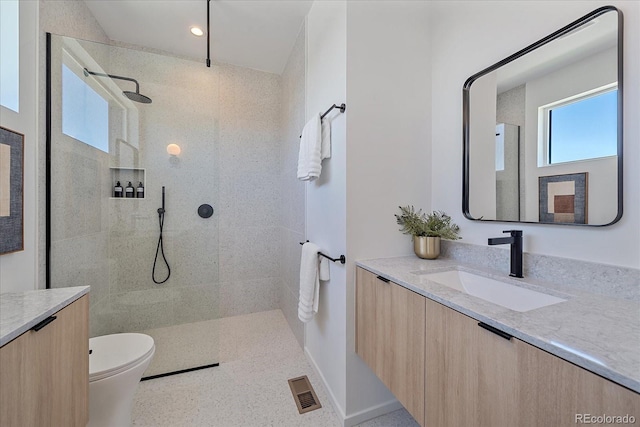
463;6;622;226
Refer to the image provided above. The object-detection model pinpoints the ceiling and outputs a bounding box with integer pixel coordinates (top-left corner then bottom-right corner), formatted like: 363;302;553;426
83;0;313;74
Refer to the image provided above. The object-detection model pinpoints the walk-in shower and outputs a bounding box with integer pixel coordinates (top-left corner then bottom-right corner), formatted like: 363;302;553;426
46;33;222;377
46;28;290;378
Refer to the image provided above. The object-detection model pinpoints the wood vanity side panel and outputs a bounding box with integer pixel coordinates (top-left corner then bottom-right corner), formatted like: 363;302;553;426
517;338;640;426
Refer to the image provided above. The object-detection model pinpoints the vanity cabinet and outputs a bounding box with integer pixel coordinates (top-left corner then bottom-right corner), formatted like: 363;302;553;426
426;297;639;426
0;295;89;427
356;267;426;425
355;267;640;427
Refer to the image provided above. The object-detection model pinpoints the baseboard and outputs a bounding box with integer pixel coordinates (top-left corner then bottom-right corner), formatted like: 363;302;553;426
304;348;348;423
303;348;402;427
343;399;403;427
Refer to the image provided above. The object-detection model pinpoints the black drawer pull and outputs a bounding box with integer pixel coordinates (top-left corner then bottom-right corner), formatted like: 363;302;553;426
376;275;390;283
31;316;57;332
478;322;512;340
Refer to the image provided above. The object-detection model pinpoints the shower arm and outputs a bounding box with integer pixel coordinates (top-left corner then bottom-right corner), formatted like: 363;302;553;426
83;68;141;93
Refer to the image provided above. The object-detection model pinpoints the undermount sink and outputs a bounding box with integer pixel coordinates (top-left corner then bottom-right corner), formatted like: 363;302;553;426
412;269;566;312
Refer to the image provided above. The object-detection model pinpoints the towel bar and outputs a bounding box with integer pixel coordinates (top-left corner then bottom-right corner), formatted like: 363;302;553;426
299;241;346;264
320;103;346;120
299;103;346;138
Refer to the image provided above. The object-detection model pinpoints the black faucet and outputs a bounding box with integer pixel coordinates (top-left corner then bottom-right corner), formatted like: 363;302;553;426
488;230;523;278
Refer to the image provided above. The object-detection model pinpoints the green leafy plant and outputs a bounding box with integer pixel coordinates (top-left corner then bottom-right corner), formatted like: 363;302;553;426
395;206;461;240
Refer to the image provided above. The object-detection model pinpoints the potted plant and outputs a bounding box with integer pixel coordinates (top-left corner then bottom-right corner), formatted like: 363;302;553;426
395;206;461;259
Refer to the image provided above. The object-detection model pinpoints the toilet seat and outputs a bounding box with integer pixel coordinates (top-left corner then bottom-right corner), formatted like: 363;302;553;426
89;333;155;382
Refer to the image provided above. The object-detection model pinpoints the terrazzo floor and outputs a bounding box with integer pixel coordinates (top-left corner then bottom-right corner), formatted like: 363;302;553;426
132;309;419;427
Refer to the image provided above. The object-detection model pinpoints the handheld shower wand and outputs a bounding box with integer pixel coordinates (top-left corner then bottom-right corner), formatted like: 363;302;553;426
152;186;171;284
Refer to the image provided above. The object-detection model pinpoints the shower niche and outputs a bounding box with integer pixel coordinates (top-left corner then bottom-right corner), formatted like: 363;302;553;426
110;167;145;199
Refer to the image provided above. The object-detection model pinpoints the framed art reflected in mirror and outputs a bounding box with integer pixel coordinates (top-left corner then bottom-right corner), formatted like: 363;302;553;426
539;172;588;224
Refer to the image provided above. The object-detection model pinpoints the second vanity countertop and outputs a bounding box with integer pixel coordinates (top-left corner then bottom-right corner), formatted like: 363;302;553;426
0;286;89;347
356;257;640;394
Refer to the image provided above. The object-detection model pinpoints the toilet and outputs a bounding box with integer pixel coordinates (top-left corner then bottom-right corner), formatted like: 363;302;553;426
88;333;155;427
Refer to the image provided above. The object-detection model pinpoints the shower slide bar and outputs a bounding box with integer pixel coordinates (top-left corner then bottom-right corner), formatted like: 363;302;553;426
299;103;346;138
299;241;346;264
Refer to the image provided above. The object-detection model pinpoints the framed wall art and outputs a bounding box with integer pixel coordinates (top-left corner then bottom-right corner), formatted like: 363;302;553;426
0;126;24;254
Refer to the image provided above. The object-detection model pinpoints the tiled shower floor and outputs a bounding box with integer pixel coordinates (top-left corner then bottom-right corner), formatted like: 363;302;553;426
132;309;419;427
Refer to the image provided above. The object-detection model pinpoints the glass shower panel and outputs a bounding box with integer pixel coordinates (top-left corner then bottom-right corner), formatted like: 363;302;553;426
48;34;220;377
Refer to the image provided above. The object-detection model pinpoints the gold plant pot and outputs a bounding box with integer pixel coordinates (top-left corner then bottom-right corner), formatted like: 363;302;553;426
413;236;441;260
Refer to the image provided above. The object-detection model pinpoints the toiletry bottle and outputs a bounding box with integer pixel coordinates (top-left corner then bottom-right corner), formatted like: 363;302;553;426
137;182;145;198
125;181;135;198
114;181;123;198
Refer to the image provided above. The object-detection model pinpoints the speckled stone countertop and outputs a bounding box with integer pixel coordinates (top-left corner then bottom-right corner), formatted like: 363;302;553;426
0;286;89;347
356;257;640;393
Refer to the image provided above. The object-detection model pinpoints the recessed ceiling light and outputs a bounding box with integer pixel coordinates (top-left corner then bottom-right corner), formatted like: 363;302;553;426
190;26;204;37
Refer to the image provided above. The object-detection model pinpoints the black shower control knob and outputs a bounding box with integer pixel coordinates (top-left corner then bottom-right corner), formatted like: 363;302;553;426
198;204;214;218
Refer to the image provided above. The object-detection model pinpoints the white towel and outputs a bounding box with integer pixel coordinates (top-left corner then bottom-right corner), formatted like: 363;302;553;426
321;118;331;160
297;115;322;181
319;257;330;281
298;242;330;323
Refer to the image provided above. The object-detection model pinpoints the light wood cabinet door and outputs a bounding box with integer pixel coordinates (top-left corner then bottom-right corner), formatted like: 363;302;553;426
425;298;519;427
425;298;640;426
0;295;89;427
517;338;640;426
356;267;425;426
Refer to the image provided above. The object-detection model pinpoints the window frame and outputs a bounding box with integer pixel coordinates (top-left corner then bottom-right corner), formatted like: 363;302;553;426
538;82;618;167
0;0;20;112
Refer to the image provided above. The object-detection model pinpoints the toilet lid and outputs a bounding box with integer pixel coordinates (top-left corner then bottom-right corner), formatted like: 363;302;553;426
89;333;155;381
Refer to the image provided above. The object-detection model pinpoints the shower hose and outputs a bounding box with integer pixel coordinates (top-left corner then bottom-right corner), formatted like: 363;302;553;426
152;206;171;284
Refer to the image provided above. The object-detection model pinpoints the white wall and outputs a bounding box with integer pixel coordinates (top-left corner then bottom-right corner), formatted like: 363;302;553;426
0;1;39;293
431;0;639;268
305;0;349;419
345;0;431;419
305;1;432;424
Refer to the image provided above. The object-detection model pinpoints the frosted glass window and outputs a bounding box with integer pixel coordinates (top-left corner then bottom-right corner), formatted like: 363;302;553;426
547;89;617;164
0;0;19;112
62;64;109;152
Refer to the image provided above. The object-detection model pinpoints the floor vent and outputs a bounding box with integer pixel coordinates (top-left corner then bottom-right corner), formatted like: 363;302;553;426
288;375;322;414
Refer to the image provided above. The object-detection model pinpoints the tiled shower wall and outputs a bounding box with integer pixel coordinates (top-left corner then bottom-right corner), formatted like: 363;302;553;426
279;24;306;347
51;35;287;337
45;1;307;344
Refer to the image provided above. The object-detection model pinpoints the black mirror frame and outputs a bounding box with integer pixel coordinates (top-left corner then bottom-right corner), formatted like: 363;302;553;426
462;5;623;227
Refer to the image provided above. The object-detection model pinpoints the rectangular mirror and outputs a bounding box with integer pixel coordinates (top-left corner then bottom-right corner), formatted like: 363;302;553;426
463;6;623;226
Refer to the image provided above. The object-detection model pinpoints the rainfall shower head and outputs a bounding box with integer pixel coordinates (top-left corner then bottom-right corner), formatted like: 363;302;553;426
83;68;152;104
123;91;152;104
